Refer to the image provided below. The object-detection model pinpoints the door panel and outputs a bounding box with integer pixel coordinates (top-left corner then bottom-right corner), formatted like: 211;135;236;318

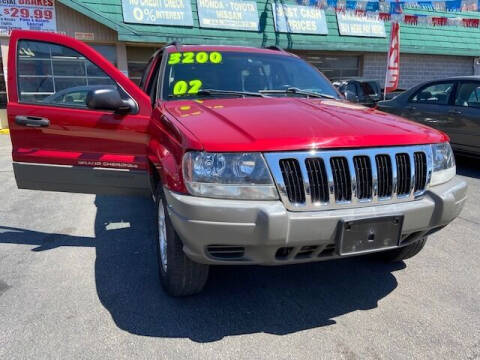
403;81;455;135
7;30;152;195
449;81;480;155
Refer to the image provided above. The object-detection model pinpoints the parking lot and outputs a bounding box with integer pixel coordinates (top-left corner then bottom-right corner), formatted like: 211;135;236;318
0;134;479;359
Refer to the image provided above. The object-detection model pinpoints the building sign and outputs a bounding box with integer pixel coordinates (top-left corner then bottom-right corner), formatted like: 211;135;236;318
337;13;386;38
75;32;95;41
0;0;57;36
121;0;193;27
272;3;328;35
197;0;259;31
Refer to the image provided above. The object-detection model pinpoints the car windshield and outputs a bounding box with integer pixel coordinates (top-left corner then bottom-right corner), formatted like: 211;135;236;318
162;50;339;100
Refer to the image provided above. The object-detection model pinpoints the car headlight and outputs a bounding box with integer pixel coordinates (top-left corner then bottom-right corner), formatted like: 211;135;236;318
182;152;279;200
430;142;456;186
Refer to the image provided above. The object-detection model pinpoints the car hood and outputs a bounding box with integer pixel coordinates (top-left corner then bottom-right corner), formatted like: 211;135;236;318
164;97;448;152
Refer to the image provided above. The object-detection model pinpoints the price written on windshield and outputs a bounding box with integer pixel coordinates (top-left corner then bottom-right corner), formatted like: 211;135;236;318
3;7;53;19
168;52;223;65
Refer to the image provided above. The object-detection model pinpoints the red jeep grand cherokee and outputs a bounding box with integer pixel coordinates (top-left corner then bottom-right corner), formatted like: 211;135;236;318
7;31;467;296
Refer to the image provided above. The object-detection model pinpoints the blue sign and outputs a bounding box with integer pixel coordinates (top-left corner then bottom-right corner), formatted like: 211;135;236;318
272;3;328;34
337;13;386;37
121;0;193;26
197;0;259;31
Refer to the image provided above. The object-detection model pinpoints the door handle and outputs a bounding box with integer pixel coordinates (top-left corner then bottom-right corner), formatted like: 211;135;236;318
406;106;416;111
15;115;50;127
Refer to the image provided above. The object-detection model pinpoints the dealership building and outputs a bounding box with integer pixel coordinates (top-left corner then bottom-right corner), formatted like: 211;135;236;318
1;0;480;129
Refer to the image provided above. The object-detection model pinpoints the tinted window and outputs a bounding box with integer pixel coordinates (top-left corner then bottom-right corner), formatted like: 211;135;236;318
345;83;356;95
455;82;480;108
359;81;379;96
162;51;339;100
410;82;454;105
17;40;115;106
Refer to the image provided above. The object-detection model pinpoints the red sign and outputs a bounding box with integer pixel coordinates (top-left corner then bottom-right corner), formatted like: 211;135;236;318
385;22;400;94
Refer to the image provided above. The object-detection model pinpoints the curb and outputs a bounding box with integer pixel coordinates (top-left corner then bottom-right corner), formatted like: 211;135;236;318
0;129;10;135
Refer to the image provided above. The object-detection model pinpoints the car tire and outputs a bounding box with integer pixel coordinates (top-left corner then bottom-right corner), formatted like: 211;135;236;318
155;185;209;296
378;237;428;263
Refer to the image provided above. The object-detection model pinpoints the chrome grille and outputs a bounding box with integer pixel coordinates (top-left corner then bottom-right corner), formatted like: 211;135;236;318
414;152;427;192
375;155;393;198
396;153;411;196
305;158;329;203
279;158;305;204
331;157;352;202
264;145;433;211
354;156;373;200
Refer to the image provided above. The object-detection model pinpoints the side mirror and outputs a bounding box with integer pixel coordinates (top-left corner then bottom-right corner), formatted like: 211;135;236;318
344;90;359;103
86;88;135;114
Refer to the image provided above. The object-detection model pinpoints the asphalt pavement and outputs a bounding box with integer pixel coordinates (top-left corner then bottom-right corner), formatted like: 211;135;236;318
0;135;479;359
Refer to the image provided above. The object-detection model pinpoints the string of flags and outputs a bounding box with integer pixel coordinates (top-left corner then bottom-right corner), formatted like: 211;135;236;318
296;0;480;27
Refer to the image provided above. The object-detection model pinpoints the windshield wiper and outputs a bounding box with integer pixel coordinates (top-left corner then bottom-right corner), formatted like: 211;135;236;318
197;89;267;98
259;87;336;99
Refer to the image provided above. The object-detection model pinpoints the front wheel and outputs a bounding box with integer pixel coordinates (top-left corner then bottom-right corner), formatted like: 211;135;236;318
155;186;209;296
378;237;428;262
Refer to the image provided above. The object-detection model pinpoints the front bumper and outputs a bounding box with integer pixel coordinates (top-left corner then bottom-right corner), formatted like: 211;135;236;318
165;177;467;265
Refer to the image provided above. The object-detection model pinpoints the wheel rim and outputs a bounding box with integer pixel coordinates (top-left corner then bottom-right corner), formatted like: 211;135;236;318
158;198;168;272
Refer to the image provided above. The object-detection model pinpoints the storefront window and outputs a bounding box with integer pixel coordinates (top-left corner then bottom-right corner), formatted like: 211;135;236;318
91;44;117;66
295;53;361;81
0;53;6;109
127;47;157;85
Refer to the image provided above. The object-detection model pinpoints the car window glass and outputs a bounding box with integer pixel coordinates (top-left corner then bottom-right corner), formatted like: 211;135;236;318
51;90;89;106
455;82;480;108
345;83;356;94
163;52;339;99
0;53;6;109
361;82;377;96
356;83;364;97
410;82;454;105
17;40;117;107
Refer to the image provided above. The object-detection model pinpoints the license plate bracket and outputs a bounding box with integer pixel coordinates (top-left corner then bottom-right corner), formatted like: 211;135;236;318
338;216;404;256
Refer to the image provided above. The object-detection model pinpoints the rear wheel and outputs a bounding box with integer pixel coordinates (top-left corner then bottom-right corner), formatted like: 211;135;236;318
155;186;209;296
378;237;428;262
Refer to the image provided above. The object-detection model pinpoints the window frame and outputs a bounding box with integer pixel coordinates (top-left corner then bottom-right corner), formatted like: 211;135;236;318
0;53;6;110
408;81;457;106
453;81;480;109
15;39;136;112
156;48;170;103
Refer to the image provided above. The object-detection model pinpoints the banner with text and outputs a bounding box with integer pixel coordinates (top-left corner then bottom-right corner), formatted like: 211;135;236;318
122;0;193;26
197;0;259;31
272;3;328;34
337;13;386;37
0;0;56;36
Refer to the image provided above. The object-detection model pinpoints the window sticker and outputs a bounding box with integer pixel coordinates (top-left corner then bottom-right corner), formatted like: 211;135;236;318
173;80;203;95
168;52;223;65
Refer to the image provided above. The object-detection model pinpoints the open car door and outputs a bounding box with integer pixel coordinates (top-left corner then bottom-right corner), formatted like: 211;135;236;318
7;30;152;196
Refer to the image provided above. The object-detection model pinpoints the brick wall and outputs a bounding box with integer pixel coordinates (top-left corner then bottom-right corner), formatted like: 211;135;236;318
363;53;474;90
